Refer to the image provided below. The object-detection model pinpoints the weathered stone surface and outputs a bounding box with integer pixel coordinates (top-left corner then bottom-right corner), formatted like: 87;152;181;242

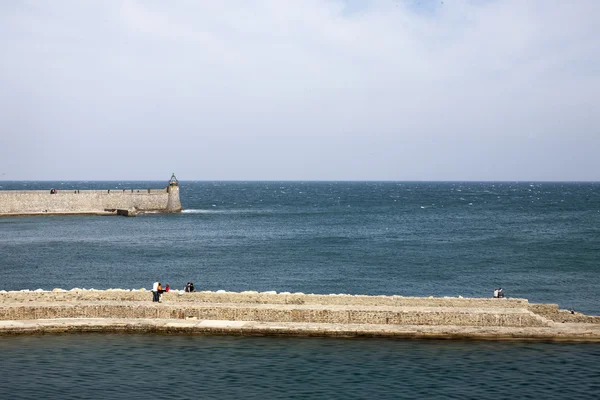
0;289;533;308
0;290;597;340
0;186;181;216
0;318;598;342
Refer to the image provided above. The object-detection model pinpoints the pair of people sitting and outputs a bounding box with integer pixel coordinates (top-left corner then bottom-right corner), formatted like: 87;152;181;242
184;282;195;293
493;288;505;298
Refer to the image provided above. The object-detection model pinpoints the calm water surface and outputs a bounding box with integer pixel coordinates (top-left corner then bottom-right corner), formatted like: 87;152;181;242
1;334;599;400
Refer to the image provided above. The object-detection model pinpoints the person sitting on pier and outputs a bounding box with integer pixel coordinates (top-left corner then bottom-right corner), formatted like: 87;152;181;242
498;288;505;298
184;282;195;293
493;288;499;298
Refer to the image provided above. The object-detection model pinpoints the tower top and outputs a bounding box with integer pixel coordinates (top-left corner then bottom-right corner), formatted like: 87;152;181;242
169;173;178;187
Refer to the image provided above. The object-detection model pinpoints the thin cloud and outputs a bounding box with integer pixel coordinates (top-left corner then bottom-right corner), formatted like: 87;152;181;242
0;0;598;180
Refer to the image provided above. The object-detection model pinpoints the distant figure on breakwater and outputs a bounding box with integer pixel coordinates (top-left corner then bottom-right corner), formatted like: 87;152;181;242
185;282;195;293
498;288;505;298
165;284;170;292
493;288;499;298
152;280;160;302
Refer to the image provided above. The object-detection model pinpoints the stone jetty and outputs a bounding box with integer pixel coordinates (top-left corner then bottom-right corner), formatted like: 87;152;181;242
0;174;182;217
1;289;598;341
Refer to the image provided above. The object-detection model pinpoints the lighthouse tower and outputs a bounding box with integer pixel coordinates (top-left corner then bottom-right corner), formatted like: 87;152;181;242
166;173;182;212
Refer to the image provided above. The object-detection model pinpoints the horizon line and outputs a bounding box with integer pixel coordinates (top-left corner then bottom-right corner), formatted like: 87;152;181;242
1;179;599;184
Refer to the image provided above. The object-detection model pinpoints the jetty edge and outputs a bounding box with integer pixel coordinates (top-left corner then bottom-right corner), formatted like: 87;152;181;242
1;290;598;341
0;174;182;217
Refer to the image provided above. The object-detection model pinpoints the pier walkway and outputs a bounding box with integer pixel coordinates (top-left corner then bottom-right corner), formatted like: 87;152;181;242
1;290;598;341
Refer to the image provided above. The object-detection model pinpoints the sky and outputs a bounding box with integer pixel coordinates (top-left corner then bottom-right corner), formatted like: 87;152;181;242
1;0;599;181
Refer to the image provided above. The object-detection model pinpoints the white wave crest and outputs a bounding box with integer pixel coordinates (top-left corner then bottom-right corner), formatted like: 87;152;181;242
182;209;268;214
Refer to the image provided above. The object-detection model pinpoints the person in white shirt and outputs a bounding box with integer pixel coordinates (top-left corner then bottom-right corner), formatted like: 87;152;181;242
152;280;159;302
493;288;499;298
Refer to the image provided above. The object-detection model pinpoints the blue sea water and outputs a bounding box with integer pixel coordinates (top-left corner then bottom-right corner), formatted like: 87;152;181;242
1;181;599;398
1;181;599;313
0;335;599;400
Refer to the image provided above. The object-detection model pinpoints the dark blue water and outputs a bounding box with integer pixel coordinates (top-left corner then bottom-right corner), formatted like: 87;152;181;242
0;334;599;400
1;181;599;314
1;181;599;398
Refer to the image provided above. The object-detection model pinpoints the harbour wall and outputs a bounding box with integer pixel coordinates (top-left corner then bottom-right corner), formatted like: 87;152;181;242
1;290;598;337
0;290;533;308
0;187;181;216
0;302;549;328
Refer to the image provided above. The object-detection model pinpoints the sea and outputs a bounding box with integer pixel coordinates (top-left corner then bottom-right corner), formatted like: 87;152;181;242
0;181;599;399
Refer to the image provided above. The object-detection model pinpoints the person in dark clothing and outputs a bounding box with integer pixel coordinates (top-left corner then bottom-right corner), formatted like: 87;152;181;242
184;282;195;293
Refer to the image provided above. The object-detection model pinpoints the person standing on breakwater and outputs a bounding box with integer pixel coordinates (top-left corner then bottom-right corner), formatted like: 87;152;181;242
157;282;163;302
152;280;160;302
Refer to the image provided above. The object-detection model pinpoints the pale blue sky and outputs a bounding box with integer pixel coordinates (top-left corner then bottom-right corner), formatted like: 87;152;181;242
1;0;599;181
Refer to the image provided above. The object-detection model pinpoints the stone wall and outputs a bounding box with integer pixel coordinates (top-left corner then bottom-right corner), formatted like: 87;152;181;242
2;290;598;340
1;290;595;328
0;289;553;327
0;302;547;328
528;304;600;324
0;188;180;215
0;289;531;308
166;185;182;212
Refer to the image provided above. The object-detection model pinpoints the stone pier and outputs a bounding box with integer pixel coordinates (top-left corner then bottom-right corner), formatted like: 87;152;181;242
0;174;182;217
0;290;598;341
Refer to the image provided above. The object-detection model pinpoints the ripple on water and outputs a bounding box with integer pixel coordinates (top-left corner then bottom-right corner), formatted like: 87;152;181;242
1;335;599;399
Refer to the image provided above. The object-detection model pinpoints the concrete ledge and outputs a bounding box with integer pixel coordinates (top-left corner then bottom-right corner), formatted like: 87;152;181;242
0;211;116;217
0;302;549;327
1;318;599;342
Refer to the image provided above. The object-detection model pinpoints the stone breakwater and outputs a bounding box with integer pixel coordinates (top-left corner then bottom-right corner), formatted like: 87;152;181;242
1;289;598;341
0;186;181;217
